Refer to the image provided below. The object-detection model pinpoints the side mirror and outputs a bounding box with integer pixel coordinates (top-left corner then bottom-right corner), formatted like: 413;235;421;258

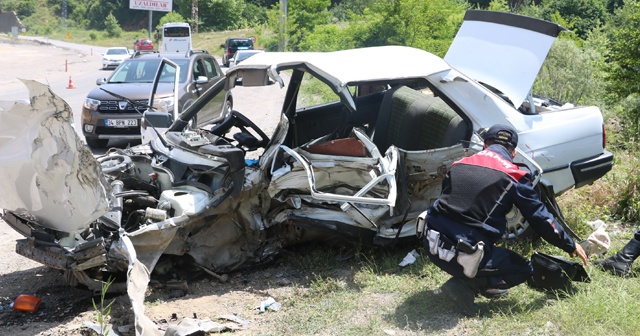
220;44;225;48
195;76;208;85
96;78;107;85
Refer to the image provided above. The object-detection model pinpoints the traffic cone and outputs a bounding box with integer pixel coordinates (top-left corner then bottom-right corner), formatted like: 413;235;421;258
66;76;76;89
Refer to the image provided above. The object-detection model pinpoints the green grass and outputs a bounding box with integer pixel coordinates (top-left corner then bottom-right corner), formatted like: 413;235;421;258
246;233;640;336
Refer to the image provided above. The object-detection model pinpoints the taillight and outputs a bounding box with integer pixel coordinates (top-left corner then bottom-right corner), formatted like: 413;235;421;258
602;123;607;149
13;295;42;312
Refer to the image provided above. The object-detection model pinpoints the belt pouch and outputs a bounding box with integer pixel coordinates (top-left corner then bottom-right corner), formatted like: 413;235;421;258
426;229;439;255
457;241;485;278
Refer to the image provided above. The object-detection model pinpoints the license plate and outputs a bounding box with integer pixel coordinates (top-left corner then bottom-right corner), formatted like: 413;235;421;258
106;119;138;127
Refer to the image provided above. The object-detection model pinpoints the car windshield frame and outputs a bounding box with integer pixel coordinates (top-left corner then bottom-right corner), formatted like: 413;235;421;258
106;48;128;55
108;58;191;84
236;51;261;63
229;39;253;48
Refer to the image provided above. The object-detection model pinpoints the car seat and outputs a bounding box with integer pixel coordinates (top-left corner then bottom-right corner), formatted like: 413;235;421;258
371;85;469;152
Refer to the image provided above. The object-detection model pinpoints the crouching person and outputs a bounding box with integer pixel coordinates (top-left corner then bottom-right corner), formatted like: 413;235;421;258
418;124;588;316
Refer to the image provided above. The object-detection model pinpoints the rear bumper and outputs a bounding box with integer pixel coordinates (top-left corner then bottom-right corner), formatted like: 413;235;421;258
571;150;614;189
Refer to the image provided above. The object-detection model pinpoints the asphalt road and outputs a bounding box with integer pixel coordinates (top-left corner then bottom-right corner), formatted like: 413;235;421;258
0;36;107;135
0;36;284;151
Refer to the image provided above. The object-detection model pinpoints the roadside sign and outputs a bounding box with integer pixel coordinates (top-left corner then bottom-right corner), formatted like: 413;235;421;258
129;0;172;12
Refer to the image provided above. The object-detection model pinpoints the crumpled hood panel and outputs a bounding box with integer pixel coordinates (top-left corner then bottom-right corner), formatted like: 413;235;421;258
0;80;112;232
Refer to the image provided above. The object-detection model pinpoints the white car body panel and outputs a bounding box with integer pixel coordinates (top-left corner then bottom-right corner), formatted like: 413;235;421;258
427;68;607;194
444;10;564;108
229;50;265;67
0;80;111;232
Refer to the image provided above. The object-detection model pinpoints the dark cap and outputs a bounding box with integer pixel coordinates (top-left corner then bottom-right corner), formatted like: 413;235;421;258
485;124;518;148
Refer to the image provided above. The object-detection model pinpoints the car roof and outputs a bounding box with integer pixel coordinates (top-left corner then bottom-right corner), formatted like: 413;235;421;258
134;51;210;60
235;50;263;55
232;46;450;86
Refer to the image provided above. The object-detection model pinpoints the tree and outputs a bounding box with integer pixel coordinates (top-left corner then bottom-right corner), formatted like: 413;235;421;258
287;0;332;51
315;0;466;56
607;2;640;99
197;0;246;31
606;1;640;138
158;11;187;27
534;34;609;106
4;0;37;18
85;0;119;30
104;11;122;37
541;0;609;38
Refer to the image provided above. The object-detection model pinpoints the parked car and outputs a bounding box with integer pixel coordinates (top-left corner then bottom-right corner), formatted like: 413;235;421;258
101;47;130;70
82;49;232;148
220;37;254;67
133;38;154;51
229;49;264;67
0;11;612;320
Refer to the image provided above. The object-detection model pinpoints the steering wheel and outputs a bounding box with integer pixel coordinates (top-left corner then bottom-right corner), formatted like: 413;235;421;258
98;154;132;173
209;110;270;151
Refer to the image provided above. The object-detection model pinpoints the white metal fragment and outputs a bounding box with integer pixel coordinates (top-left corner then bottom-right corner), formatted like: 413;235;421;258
0;80;111;232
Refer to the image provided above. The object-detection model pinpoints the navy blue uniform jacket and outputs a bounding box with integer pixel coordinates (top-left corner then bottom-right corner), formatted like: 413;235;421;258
427;144;576;253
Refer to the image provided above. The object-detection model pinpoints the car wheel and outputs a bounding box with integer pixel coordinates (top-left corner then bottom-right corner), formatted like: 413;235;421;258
502;206;535;242
85;138;109;149
224;98;233;114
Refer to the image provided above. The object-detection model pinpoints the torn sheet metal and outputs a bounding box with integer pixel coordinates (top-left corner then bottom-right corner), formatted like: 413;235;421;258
0;80;111;232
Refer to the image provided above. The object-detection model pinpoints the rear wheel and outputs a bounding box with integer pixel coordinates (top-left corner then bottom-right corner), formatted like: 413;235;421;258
85;138;109;149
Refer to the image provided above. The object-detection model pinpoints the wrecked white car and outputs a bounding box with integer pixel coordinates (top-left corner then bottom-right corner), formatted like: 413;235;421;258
0;11;613;293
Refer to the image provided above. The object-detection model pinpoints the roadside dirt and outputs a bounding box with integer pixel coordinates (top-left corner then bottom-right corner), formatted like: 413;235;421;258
0;218;328;336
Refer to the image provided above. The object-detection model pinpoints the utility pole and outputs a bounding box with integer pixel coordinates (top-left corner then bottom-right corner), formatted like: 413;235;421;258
279;0;287;51
192;0;199;34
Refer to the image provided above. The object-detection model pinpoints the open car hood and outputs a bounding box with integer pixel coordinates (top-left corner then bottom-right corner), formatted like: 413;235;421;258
444;10;565;108
0;80;112;232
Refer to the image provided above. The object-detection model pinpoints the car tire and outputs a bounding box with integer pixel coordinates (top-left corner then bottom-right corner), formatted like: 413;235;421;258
85;138;109;149
224;98;233;114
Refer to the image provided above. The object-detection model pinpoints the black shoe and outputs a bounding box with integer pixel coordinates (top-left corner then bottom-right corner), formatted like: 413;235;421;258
479;288;509;299
441;277;481;317
595;234;640;277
